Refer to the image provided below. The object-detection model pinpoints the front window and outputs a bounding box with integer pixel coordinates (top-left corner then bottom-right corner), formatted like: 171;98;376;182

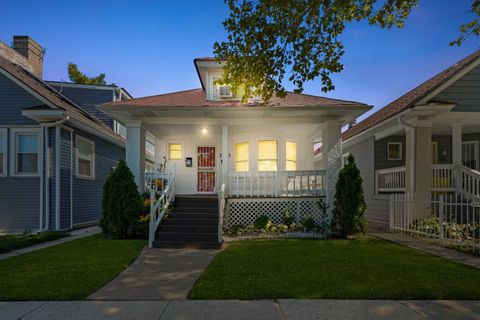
235;142;249;172
76;136;95;178
387;142;402;161
286;141;297;171
169;143;183;160
16;133;39;174
258;140;277;171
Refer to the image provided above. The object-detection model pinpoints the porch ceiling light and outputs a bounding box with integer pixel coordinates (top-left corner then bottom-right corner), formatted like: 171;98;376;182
202;128;208;135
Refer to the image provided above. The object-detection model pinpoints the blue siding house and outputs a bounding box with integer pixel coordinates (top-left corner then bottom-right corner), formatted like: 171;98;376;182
0;36;130;232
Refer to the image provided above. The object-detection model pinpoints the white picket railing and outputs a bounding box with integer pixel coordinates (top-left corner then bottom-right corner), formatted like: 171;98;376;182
375;166;406;193
218;183;226;243
459;165;480;200
145;172;176;248
228;170;325;197
390;192;480;255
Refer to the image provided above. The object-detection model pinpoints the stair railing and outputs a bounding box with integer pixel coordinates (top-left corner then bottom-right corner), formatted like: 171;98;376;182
218;183;226;244
146;171;176;248
456;164;480;201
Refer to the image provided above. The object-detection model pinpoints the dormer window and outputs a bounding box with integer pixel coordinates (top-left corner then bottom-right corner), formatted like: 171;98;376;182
218;85;232;99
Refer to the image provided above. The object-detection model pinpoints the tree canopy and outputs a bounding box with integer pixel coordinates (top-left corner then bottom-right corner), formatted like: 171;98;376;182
214;0;479;103
67;62;107;85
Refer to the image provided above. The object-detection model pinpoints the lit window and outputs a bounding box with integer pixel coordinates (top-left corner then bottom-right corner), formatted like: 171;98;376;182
169;143;183;160
235;142;249;172
16;133;39;174
387;142;402;160
258;140;277;171
76;136;95;178
286;141;297;171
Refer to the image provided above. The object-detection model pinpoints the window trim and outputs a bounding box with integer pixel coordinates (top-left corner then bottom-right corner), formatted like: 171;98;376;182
75;135;95;180
235;141;249;172
10;128;41;177
387;142;402;161
285;140;297;171
257;140;278;172
0;128;6;177
168;142;183;160
342;152;351;167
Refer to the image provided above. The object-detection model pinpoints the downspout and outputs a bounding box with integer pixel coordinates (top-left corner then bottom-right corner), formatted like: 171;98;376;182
399;116;415;192
40;116;69;230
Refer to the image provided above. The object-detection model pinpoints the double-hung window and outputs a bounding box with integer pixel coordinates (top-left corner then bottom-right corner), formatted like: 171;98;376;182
387;142;402;161
235;142;249;172
11;129;40;176
258;140;277;171
286;141;297;171
76;136;95;179
168;143;183;160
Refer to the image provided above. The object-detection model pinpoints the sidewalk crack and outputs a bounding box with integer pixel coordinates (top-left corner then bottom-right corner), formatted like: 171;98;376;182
158;300;171;320
274;299;287;320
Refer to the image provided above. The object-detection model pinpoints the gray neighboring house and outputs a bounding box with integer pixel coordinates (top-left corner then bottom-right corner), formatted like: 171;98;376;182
343;50;480;229
0;35;131;232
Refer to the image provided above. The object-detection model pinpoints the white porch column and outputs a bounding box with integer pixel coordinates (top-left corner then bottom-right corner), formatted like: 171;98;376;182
126;121;146;190
221;125;228;191
415;121;432;197
405;127;415;193
321;120;343;216
451;123;463;165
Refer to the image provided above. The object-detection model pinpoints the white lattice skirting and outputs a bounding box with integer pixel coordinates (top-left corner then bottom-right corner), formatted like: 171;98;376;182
225;197;324;228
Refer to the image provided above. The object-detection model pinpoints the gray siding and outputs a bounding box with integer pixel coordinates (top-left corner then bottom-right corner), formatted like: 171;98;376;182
59;129;72;230
345;136;390;223
435;64;480;112
48;127;56;230
49;85;115;128
0;72;41;125
72;128;124;226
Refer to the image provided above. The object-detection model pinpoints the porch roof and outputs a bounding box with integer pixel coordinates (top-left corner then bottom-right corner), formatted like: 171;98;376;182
102;88;368;109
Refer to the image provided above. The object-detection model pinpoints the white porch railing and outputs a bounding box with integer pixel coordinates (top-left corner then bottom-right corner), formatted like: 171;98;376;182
218;183;226;243
375;166;406;193
431;164;455;192
145;172;176;248
227;170;325;198
390;192;480;255
459;165;480;200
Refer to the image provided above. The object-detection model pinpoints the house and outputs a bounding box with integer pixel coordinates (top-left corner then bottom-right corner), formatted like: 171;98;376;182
343;50;480;230
0;35;130;232
102;57;371;247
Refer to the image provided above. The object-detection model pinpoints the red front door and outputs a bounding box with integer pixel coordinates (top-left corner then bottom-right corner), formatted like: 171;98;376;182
197;146;216;192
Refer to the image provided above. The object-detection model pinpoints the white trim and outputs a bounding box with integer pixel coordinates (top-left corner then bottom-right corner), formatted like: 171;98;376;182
55;127;60;231
45;127;50;229
39;127;44;230
342;152;351;167
75;135;96;180
387;142;402;161
70;131;73;229
9;127;42;177
0;128;7;177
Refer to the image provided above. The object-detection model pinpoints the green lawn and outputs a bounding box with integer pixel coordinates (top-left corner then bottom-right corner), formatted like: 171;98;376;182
0;231;68;254
190;236;480;300
0;234;145;300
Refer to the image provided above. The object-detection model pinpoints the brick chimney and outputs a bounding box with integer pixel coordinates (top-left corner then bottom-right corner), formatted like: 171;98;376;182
12;36;44;78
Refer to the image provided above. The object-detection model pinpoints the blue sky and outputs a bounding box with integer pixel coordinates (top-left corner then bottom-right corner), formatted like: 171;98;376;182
1;0;479;120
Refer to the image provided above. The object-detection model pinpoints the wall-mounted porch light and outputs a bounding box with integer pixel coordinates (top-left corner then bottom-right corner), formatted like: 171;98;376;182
201;128;208;135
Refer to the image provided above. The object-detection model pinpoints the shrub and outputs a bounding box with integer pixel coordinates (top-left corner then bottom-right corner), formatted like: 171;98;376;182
332;154;367;238
254;215;270;229
302;216;316;231
100;159;143;239
282;209;295;226
317;198;331;236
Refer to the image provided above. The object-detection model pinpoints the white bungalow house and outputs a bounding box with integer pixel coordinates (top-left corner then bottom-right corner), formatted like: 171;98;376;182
102;58;370;247
343;50;480;232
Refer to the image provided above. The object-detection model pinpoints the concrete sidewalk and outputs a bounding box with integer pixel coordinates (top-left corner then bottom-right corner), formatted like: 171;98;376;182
2;299;480;320
88;248;219;300
370;232;480;269
0;226;100;261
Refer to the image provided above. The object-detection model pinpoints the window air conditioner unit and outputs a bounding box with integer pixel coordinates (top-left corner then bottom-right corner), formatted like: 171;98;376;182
218;85;232;98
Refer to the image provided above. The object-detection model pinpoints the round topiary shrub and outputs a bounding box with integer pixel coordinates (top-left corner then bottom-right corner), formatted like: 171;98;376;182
100;159;143;239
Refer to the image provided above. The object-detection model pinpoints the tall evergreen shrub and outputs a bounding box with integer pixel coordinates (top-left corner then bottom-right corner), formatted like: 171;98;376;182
332;154;367;237
100;160;143;238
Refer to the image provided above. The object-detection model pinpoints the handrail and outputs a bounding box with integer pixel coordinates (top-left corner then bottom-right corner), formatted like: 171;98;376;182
218;183;226;243
146;172;176;248
458;164;480;200
375;166;406;193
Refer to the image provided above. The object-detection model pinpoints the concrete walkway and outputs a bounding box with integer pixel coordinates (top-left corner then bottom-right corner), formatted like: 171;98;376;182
88;248;219;300
2;299;480;320
370;232;480;269
0;226;100;261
